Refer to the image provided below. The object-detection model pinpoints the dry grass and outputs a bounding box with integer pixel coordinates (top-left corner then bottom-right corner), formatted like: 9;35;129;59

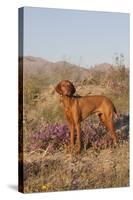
21;61;129;193
23;142;129;193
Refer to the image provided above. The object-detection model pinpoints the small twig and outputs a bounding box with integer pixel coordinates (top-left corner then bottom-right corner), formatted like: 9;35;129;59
41;147;49;159
29;148;48;155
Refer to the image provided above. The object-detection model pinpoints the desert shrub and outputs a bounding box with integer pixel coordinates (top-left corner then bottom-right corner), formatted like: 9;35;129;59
30;123;70;152
30;119;129;154
88;70;104;85
41;104;64;123
24;77;41;105
81;120;112;150
85;66;129;94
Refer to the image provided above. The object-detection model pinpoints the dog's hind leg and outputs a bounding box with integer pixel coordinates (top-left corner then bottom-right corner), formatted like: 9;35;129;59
75;123;81;153
105;119;117;144
101;113;117;144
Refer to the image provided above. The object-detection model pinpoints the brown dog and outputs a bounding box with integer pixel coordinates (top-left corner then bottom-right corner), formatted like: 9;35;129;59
55;80;118;153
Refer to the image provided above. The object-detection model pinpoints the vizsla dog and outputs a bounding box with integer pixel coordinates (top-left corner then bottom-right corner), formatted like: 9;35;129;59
55;80;118;153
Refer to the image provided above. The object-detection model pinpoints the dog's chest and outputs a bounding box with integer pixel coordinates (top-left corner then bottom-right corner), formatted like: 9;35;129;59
64;107;73;122
64;107;71;118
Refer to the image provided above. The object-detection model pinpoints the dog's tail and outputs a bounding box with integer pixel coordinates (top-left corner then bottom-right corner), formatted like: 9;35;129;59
113;104;119;119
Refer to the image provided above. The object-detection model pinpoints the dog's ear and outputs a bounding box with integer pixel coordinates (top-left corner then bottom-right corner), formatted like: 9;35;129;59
69;82;76;95
55;82;62;95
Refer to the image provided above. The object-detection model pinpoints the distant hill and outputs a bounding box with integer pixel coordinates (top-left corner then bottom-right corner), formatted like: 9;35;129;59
21;56;115;85
22;56;90;85
93;63;113;72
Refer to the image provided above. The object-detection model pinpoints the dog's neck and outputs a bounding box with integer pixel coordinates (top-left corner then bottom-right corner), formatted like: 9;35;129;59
60;95;73;108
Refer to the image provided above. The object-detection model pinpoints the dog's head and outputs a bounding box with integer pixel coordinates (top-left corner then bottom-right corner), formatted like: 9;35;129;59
55;80;76;97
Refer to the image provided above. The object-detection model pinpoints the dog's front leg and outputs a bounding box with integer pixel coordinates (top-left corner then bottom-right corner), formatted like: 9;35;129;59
75;123;81;153
68;122;75;153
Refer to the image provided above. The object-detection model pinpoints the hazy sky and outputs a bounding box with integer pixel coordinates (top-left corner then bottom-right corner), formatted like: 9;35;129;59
23;7;129;67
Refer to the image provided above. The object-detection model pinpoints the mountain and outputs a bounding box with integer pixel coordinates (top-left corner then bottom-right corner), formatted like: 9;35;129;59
93;63;113;72
22;56;90;84
21;56;115;86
